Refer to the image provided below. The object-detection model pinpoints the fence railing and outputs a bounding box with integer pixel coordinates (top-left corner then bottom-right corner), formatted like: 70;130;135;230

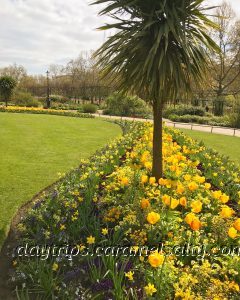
94;113;240;137
165;120;240;137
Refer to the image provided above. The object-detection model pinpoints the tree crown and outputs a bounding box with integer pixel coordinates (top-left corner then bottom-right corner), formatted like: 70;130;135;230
93;0;219;103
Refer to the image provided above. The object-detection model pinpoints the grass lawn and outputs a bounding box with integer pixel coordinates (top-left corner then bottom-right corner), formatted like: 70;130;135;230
0;113;121;247
180;129;240;166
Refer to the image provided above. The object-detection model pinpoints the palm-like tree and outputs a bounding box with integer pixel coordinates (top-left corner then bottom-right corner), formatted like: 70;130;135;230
93;0;218;180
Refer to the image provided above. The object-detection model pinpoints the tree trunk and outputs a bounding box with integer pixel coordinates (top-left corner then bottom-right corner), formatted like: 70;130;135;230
152;101;163;181
5;99;8;107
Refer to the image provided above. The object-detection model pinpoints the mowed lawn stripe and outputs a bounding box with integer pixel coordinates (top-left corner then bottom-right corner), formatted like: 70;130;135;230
180;128;240;166
0;112;121;246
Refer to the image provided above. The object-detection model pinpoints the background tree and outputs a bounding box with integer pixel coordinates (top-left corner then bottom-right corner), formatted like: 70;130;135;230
0;76;17;106
0;63;27;84
209;2;240;115
93;0;218;180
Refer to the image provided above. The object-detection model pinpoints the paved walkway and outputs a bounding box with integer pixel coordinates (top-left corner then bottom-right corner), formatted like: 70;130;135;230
93;114;240;137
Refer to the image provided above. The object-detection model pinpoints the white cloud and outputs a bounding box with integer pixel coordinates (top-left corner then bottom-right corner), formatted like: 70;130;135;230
0;0;239;74
0;0;107;74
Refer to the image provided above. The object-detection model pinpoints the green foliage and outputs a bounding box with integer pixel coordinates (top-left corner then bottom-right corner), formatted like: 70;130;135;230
13;91;40;107
50;95;68;103
213;98;224;116
93;0;219;179
163;105;206;118
229;98;240;128
0;75;17;105
82;103;98;113
94;0;219;103
104;92;151;118
168;114;230;127
51;103;82;111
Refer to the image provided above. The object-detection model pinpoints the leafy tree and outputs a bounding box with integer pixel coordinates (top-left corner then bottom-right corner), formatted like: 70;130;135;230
0;63;27;83
93;0;218;179
0;76;17;107
208;2;240;116
210;3;240;97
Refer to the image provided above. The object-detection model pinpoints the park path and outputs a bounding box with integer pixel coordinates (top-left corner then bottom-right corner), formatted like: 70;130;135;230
93;113;240;137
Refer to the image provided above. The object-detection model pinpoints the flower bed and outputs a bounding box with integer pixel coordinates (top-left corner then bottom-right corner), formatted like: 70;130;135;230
12;122;240;299
0;106;94;118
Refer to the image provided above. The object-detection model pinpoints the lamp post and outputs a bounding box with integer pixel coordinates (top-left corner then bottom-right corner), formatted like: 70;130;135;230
46;70;50;109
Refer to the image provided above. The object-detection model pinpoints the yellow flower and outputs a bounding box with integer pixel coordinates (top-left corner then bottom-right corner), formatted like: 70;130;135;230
234;218;240;231
184;174;191;181
141;198;150;209
147;212;160;225
162;194;171;206
194;175;205;184
212;190;222;200
102;228;108;235
219;193;229;204
176;183;185;194
220;206;234;219
159;178;167;185
77;244;86;251
190;218;201;231
229;281;240;291
205;183;211;190
180;197;187;207
78;196;84;202
52;263;58;271
148;251;164;268
60;224;66;231
87;235;95;244
141;175;148;184
191;200;202;213
228;227;238;239
188;182;198;191
144;161;152;170
125;271;134;281
185;213;196;225
149;177;156;185
144;283;157;296
120;177;129;186
170;198;179;209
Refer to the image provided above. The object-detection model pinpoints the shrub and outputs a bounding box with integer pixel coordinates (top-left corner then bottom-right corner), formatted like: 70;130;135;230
104;92;152;118
13;91;40;107
168;114;230;127
51;103;82;111
163;105;206;118
229;98;240;128
50;95;68;103
82;103;98;113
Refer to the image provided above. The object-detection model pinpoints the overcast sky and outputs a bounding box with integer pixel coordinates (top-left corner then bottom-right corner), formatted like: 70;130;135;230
0;0;239;75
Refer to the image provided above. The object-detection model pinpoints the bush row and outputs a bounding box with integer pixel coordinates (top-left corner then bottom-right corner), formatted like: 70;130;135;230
168;114;231;127
163;105;206;118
